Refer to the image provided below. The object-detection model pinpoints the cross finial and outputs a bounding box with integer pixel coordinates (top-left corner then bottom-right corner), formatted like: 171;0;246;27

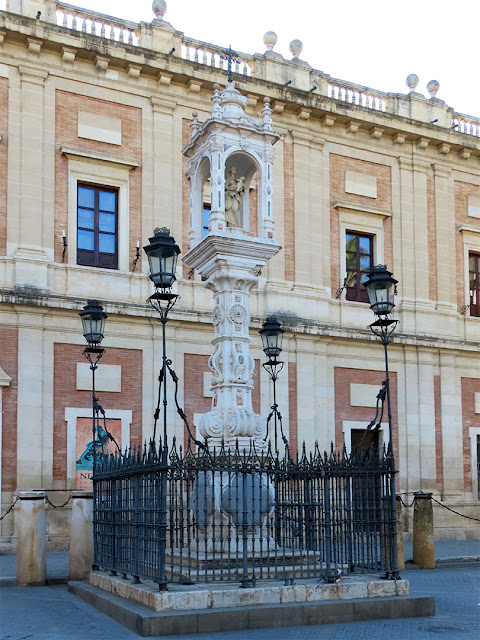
223;45;239;83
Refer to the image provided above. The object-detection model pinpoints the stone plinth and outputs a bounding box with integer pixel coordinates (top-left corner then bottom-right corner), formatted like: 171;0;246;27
396;495;405;571
69;491;94;581
413;492;435;569
16;491;46;587
87;570;410;612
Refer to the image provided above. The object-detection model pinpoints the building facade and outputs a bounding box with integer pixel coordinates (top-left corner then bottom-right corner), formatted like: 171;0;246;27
0;0;479;550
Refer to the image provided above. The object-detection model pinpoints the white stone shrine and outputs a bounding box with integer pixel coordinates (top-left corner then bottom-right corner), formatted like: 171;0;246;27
183;82;281;449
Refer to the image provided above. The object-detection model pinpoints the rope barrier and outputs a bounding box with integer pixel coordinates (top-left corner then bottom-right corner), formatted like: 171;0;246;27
0;497;18;521
397;493;480;521
44;494;73;509
0;493;74;518
431;497;480;522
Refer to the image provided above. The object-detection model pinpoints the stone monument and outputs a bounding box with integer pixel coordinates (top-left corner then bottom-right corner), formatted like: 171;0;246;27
182;81;281;451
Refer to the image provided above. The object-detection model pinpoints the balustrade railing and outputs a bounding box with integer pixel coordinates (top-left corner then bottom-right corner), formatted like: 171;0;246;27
181;36;253;77
451;112;480;137
55;2;138;45
328;79;388;112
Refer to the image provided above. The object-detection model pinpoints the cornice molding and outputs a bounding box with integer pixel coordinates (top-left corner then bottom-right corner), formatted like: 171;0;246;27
60;145;139;168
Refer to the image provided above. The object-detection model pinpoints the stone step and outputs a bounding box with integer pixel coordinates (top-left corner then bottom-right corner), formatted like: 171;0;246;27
69;581;435;637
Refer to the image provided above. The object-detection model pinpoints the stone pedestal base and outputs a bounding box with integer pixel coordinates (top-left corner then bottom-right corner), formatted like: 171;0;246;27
69;491;94;581
413;492;435;569
16;491;46;587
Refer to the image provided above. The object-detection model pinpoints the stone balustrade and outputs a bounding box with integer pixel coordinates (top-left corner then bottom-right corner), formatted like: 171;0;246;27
451;112;480;137
181;36;252;77
3;0;478;137
327;78;388;112
55;1;139;46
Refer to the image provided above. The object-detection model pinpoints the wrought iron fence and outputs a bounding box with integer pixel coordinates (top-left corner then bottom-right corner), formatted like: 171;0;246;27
93;439;397;588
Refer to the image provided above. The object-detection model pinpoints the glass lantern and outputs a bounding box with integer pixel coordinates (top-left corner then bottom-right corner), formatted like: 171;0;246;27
364;265;398;316
259;316;284;360
143;227;181;289
79;300;107;346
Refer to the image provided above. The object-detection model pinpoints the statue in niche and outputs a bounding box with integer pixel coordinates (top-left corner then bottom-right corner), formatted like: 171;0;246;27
224;167;246;228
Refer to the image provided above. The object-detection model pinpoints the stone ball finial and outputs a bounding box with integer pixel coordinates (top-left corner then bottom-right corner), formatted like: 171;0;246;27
406;73;419;91
427;79;440;98
263;31;278;52
213;83;220;91
192;110;198;119
289;39;303;59
152;0;167;20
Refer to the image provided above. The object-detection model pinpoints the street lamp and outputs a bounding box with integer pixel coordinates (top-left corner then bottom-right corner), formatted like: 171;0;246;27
364;264;400;580
144;227;181;445
259;316;288;454
143;227;181;592
79;300;107;489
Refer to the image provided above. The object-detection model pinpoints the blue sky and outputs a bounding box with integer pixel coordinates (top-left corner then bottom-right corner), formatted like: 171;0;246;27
4;0;480;117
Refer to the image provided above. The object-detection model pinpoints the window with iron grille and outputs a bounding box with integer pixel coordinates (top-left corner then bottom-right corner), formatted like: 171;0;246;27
345;231;374;302
77;184;118;269
469;252;480;317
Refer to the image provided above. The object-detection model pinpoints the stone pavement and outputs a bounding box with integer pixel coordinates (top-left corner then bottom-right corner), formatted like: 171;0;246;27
0;567;478;639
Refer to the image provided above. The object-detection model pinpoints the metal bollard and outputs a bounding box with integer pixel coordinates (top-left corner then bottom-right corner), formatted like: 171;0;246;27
16;491;47;587
412;492;435;569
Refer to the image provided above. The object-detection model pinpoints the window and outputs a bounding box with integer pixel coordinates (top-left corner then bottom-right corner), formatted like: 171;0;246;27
345;232;373;302
469;252;480;317
202;204;211;238
77;184;118;269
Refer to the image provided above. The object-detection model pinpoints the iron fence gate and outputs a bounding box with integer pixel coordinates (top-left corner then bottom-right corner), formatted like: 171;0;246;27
93;440;397;587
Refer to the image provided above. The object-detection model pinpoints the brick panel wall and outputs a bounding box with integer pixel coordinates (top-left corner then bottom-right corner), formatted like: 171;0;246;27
54;91;142;267
53;343;142;488
0;78;8;256
0;328;18;492
334;366;398;461
329;154;392;295
284;135;295;281
461;377;480;492
454;181;480;312
183;353;261;448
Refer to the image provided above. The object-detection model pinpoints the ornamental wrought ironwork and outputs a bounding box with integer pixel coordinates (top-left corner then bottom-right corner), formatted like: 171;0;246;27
93;438;397;588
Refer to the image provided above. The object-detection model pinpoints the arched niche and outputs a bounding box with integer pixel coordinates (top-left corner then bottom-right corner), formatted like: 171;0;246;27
190;156;211;246
224;151;262;235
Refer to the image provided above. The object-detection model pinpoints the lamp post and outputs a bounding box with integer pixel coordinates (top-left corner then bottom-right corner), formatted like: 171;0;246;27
79;300;107;486
143;227;180;592
143;227;181;446
259;316;287;454
364;264;400;579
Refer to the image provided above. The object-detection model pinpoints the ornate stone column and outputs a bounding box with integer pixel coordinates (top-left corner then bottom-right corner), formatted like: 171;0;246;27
183;235;280;449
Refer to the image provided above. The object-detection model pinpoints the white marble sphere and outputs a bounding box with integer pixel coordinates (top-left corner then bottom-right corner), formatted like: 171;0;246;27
427;79;440;98
152;0;167;19
406;73;419;91
263;31;277;51
289;39;303;59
